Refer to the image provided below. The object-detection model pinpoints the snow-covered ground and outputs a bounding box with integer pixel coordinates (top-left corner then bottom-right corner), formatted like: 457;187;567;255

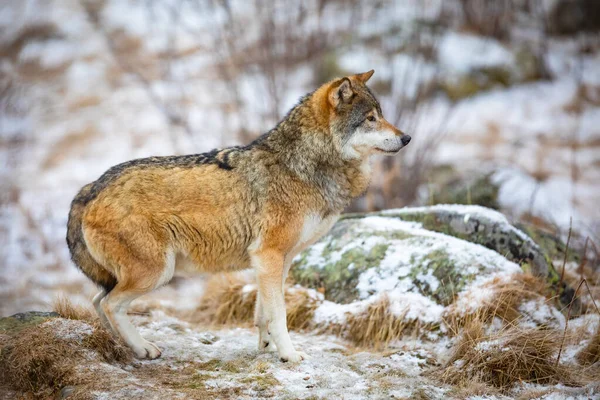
1;1;599;313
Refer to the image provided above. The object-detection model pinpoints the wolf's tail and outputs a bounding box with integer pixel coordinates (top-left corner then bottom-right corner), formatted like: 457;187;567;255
66;183;117;293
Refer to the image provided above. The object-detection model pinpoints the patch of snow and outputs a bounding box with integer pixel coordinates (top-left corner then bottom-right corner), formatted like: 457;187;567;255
45;318;94;342
518;299;566;329
383;204;511;225
438;32;514;73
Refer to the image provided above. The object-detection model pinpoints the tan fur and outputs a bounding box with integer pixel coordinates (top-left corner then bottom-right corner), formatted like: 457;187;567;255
66;70;410;361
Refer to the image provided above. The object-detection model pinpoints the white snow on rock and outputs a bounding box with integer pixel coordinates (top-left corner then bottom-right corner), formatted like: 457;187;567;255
382;204;512;225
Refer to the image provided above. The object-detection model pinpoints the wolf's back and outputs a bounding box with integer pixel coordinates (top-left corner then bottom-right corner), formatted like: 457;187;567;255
66;183;117;292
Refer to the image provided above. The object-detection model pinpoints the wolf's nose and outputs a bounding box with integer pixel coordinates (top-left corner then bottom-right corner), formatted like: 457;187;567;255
401;135;411;146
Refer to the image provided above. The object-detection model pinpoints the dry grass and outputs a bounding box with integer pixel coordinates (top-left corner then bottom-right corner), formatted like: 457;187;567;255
444;273;550;334
441;319;574;392
343;295;412;349
53;295;97;322
82;324;133;364
557;263;600;314
0;318;132;394
194;275;257;326
0;324;77;393
284;287;321;331
439;273;595;392
576;324;600;366
192;274;319;331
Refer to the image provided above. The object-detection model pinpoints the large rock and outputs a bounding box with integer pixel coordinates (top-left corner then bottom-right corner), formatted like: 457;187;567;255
292;207;526;306
291;206;567;330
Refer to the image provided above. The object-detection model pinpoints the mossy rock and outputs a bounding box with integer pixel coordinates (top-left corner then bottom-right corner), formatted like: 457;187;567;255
292;220;403;304
0;311;59;335
292;211;523;305
369;205;554;281
440;66;512;101
515;223;580;265
426;168;500;210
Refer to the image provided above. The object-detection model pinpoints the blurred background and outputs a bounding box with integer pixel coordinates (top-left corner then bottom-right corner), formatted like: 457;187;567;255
1;0;599;315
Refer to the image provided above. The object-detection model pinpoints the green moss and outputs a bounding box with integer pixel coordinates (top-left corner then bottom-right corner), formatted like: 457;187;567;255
515;223;580;264
221;359;244;373
409;249;480;306
292;243;390;304
184;374;211;390
240;373;280;391
195;359;222;371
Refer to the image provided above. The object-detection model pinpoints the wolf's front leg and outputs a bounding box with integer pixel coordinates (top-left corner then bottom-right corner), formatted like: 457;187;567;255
255;291;276;352
252;249;308;362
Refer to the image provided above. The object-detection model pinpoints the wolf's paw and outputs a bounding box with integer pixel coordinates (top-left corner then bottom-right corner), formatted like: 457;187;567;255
279;350;310;363
133;340;162;359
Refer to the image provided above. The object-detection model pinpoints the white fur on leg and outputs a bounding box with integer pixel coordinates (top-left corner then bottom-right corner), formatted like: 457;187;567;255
255;293;276;352
252;248;308;362
268;308;309;362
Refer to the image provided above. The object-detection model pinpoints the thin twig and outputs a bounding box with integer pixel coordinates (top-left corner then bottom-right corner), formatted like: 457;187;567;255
556;217;573;299
555;276;600;367
555;278;584;367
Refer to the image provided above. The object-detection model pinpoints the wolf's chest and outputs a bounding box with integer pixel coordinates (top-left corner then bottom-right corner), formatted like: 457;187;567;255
291;213;339;256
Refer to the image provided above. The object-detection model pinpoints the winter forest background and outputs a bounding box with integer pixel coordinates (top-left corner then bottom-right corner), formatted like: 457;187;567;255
3;0;599;314
1;0;600;399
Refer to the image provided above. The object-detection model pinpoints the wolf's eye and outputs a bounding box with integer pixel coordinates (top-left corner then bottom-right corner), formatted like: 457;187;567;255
367;116;376;122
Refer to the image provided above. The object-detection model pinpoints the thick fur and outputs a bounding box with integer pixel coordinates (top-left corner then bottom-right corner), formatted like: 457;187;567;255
66;70;410;361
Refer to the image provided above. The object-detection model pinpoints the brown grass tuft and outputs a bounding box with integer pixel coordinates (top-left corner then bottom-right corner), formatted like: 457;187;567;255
576;324;600;366
0;318;132;394
194;274;257;326
444;273;550;334
82;324;133;364
284;287;320;331
441;319;574;391
193;274;319;330
0;324;77;393
344;295;412;349
53;295;97;322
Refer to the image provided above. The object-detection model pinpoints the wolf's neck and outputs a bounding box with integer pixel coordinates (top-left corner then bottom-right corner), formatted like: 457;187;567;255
260;103;372;210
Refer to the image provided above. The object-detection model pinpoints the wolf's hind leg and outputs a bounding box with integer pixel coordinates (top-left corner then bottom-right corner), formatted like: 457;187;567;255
255;291;276;352
101;282;162;359
92;289;114;333
100;252;173;359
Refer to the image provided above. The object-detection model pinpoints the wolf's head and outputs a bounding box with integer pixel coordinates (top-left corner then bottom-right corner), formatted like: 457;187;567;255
319;70;410;160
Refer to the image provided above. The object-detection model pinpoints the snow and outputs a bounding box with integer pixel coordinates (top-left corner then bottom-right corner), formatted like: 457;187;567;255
19;39;76;68
518;299;566;329
47;318;94;341
133;318;453;399
355;217;522;303
383;204;511;225
449;274;513;317
438;32;514;73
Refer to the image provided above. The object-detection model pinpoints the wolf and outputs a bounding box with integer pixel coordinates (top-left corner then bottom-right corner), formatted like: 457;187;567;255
66;70;411;362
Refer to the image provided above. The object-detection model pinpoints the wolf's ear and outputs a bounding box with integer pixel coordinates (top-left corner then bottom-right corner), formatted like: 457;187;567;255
328;78;353;108
355;70;374;83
